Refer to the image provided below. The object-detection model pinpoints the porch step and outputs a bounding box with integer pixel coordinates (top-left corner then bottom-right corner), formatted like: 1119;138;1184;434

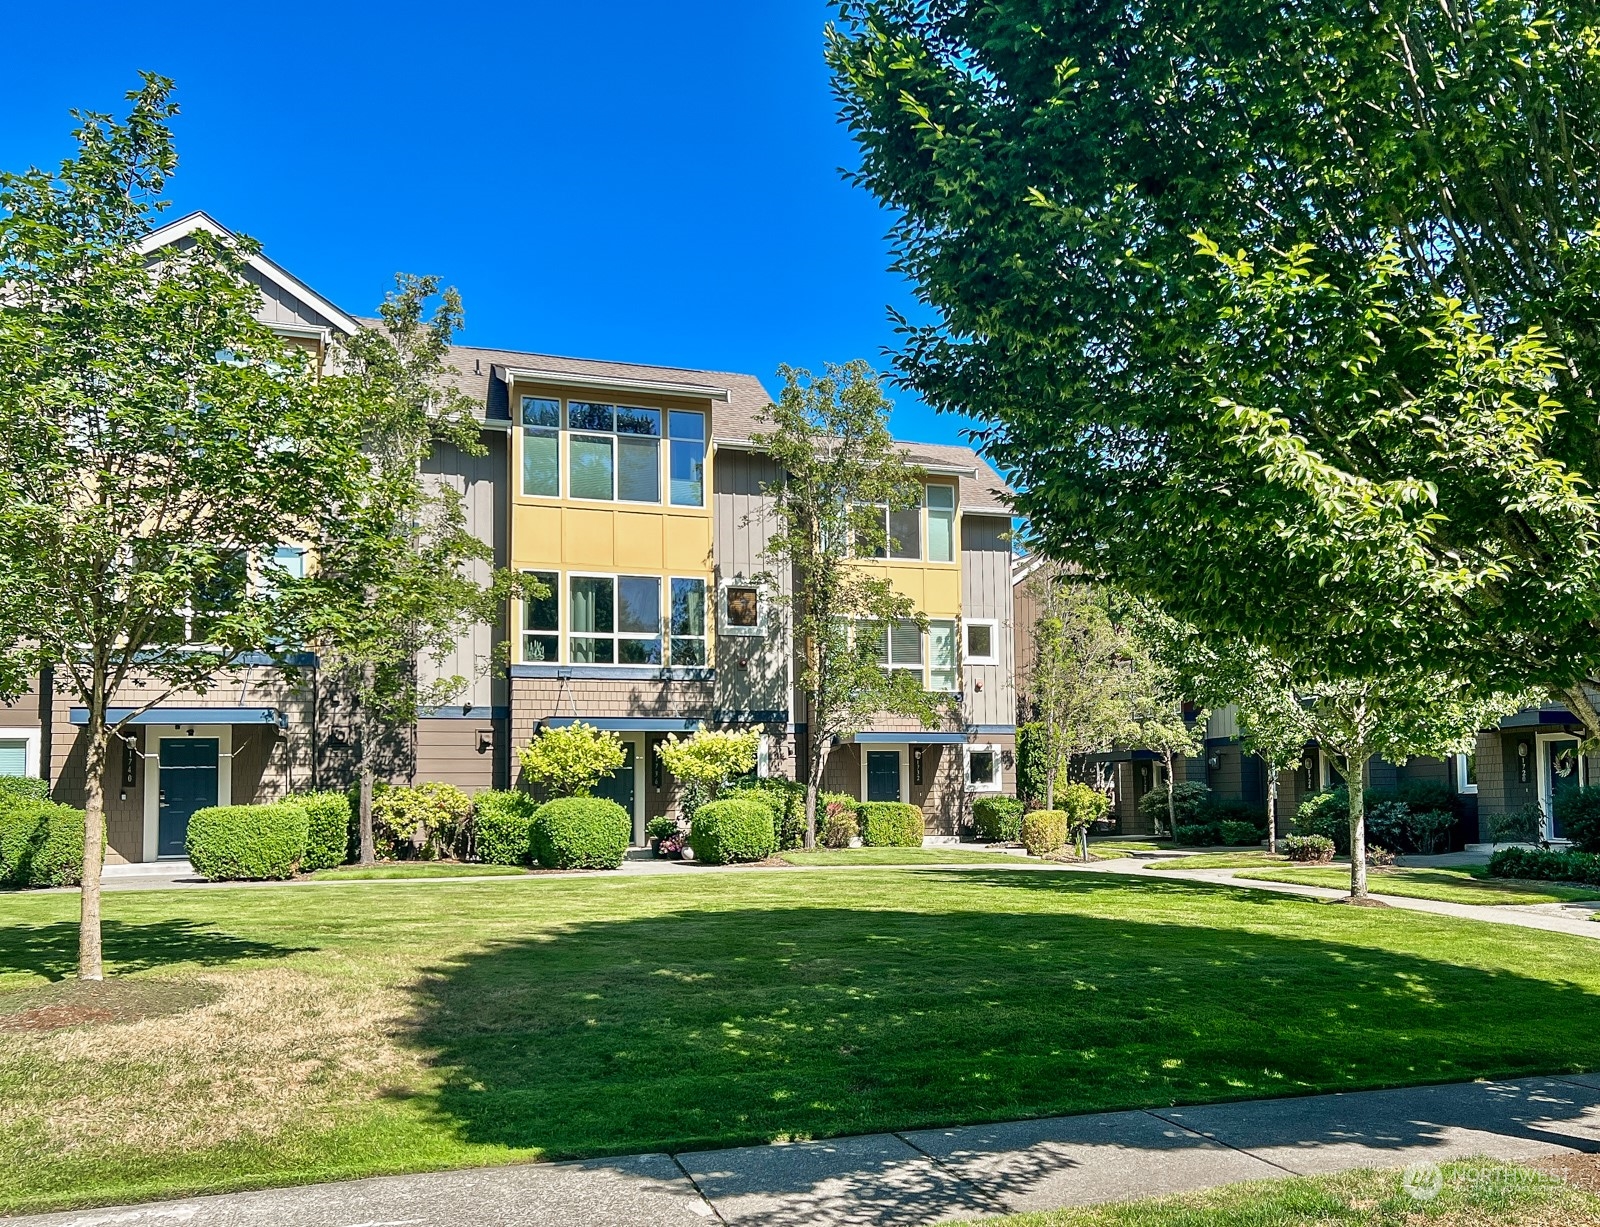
103;859;194;878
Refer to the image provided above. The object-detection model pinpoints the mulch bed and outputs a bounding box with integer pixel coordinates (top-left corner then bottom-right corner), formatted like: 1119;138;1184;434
0;978;220;1034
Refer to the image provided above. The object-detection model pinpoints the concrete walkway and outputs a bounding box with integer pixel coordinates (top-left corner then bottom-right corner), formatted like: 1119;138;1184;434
11;1075;1600;1226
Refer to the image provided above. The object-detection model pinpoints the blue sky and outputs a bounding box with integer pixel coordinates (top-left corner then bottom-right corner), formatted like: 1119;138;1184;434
2;1;975;445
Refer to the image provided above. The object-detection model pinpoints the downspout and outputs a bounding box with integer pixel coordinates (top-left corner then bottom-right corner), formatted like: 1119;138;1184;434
37;664;54;789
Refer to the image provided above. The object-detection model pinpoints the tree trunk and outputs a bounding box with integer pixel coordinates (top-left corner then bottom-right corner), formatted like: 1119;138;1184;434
1164;751;1177;838
359;759;375;867
805;737;831;851
1347;753;1370;900
1045;716;1056;811
1266;771;1278;855
79;716;108;982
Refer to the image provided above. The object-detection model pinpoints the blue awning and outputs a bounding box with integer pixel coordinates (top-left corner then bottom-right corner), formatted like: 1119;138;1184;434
852;731;969;745
542;717;704;733
71;707;285;728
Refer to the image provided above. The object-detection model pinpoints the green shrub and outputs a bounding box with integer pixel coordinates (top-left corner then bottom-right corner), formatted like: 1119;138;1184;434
1364;799;1411;852
474;790;538;866
690;798;777;864
1555;786;1600;853
372;781;474;860
1058;783;1111;836
1015;722;1049;807
1488;804;1544;845
1174;821;1223;847
519;722;625;797
1200;797;1265;829
820;793;860;848
1367;844;1397;867
1283;834;1335;863
1021;809;1069;855
0;776;50;804
1488;846;1600;884
293;791;351;871
0;799;88;888
1219;820;1262;846
531;797;630;869
727;777;807;849
860;801;923;847
646;814;679;842
186;803;309;881
1406;808;1457;855
1137;781;1211;830
1295;788;1351;853
972;795;1024;842
1395;779;1459;817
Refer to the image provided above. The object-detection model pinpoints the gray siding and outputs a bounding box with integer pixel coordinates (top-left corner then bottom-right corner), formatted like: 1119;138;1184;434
712;449;789;717
244;264;341;332
960;514;1015;729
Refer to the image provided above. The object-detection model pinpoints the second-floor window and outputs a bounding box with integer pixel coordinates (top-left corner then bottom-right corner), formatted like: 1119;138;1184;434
521;396;706;507
929;619;958;691
853;482;958;562
522;572;708;667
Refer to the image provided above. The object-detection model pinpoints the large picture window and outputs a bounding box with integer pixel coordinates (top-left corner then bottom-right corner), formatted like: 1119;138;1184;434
570;574;662;664
522;396;699;505
522;570;559;661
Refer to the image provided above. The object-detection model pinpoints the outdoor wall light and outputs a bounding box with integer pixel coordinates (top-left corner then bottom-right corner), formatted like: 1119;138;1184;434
1518;740;1530;783
913;746;925;786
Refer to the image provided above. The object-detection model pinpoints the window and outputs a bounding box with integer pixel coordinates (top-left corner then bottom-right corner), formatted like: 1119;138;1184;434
522;397;561;496
671;577;707;665
272;546;306;581
854;505;889;559
0;729;39;779
616;406;663;502
1456;751;1479;795
568;402;618;501
927;483;956;562
929;620;958;691
569;575;662;664
888;499;921;560
720;583;763;636
966;743;1003;792
522;570;559;661
669;411;705;506
964;619;998;665
862;620;923;673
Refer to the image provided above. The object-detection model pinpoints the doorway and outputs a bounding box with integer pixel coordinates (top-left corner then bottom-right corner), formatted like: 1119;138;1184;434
865;749;903;803
157;738;219;858
595;737;644;843
1539;732;1586;841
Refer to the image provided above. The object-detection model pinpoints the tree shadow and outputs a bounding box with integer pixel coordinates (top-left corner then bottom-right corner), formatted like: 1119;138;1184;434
0;919;310;982
397;870;1600;1207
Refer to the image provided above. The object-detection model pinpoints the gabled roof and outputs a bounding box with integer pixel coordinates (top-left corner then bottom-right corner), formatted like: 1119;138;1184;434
138;211;362;336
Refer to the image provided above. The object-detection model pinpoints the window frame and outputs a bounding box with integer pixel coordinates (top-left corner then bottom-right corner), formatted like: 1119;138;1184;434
519;569;560;663
928;618;959;692
925;481;957;563
668;410;706;507
1456;750;1479;795
0;727;41;780
718;580;766;637
964;742;1004;793
520;396;562;498
963;618;999;666
566;571;665;665
669;576;709;666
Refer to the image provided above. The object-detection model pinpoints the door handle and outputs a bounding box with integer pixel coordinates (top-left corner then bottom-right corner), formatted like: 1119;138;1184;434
159;790;167;806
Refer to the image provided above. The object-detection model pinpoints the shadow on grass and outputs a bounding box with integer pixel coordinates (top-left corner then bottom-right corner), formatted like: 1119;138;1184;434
0;919;309;982
399;871;1600;1183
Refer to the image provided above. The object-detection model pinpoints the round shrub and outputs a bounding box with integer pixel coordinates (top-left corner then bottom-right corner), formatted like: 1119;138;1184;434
531;797;630;869
0;776;50;804
1021;809;1069;855
1218;820;1262;847
372;781;474;860
1283;834;1335;863
293;791;352;871
972;795;1024;842
727;778;807;850
820;794;860;848
690;798;778;864
1137;781;1210;829
1555;786;1600;853
474;790;539;865
860;801;923;847
0;799;89;888
187;803;309;881
1058;782;1111;834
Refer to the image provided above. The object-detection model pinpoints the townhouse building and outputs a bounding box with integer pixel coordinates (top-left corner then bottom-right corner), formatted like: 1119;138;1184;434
0;213;1018;861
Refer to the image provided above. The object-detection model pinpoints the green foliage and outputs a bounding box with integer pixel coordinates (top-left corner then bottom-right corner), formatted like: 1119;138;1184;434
727;777;807;850
1555;787;1600;853
294;792;352;872
1407;810;1457;856
1489;804;1545;846
1137;782;1210;829
1021;809;1069;856
1219;821;1263;847
689;798;778;865
1057;782;1111;836
645;815;680;842
1174;822;1223;848
859;801;923;847
0;777;49;803
0;798;88;888
1296;789;1352;854
971;795;1024;842
820;793;860;848
530;797;630;870
1489;847;1600;884
186;803;308;881
1014;722;1048;807
473;791;538;866
656;728;759;798
1283;834;1336;863
519;723;626;798
369;781;473;860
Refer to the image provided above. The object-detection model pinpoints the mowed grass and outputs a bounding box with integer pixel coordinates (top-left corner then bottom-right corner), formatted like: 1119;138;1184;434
955;1160;1600;1226
308;863;529;880
4;868;1600;1214
780;847;1025;865
1147;851;1288;870
1237;865;1600;906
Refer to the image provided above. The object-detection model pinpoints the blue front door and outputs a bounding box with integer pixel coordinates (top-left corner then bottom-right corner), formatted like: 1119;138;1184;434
159;738;218;857
866;750;902;802
595;741;638;842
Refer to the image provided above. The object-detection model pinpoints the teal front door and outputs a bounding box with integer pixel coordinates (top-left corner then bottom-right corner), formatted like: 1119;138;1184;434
1546;736;1583;840
866;750;902;802
596;741;638;842
158;738;218;857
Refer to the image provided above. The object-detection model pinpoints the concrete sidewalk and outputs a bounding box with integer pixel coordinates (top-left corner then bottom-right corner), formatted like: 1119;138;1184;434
11;1075;1600;1226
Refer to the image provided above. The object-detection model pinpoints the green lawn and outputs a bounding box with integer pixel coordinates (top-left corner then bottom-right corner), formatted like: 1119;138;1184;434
308;863;529;881
956;1161;1598;1226
780;847;1025;866
4;867;1600;1214
1087;840;1170;854
1237;865;1600;905
1149;851;1289;870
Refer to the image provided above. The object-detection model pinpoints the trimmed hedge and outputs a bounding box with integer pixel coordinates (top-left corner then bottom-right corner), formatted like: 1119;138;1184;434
475;790;539;866
531;797;630;870
690;798;777;864
1219;820;1262;847
295;792;352;871
187;803;309;881
1021;809;1069;856
0;776;50;804
0;798;88;888
1488;846;1600;885
860;801;923;847
727;778;808;850
1283;834;1336;863
1174;822;1223;847
972;795;1024;842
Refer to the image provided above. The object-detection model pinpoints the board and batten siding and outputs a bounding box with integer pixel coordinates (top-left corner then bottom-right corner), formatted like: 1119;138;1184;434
960;514;1015;730
712;448;790;718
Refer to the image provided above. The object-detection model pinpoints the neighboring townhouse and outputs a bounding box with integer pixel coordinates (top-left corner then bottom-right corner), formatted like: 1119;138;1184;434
0;212;1018;859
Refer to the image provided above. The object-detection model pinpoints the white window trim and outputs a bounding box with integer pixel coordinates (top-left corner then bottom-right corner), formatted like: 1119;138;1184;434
143;724;233;863
518;397;706;508
928;618;959;693
0;727;42;778
568;571;664;667
965;742;1004;793
963;618;999;666
1455;751;1479;795
859;744;910;804
925;481;958;564
718;579;766;637
519;568;561;664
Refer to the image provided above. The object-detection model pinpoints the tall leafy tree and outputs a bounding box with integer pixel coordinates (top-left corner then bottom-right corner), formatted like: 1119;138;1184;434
0;77;364;978
752;362;944;849
829;1;1600;725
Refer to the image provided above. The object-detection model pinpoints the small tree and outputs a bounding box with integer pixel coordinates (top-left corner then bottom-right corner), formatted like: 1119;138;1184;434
1124;639;1207;839
656;727;760;816
751;362;945;849
519;723;626;798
